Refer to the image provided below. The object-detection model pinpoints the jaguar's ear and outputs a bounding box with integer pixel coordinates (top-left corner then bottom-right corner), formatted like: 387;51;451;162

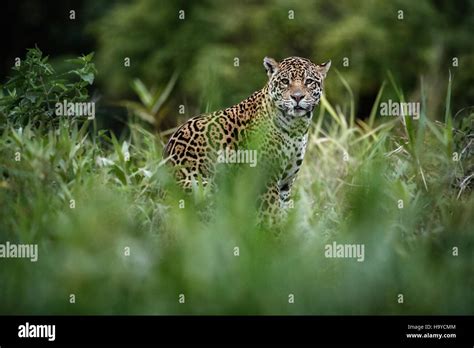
263;57;279;78
317;60;331;79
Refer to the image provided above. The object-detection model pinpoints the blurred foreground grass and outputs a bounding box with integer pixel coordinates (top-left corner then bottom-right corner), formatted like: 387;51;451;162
0;77;473;315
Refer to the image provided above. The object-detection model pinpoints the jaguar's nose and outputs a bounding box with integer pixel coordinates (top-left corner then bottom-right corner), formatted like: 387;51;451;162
291;92;304;103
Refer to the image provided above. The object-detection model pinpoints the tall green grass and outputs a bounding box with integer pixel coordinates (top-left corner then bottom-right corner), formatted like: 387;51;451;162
0;75;472;314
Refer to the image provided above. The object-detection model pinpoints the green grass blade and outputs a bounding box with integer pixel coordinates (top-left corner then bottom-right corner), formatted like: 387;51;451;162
368;81;386;128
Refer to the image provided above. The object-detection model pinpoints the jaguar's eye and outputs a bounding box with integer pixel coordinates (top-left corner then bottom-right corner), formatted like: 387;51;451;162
305;78;315;85
281;78;290;85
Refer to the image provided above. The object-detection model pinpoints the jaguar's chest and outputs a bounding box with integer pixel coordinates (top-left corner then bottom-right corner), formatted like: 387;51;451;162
232;106;310;184
278;133;308;183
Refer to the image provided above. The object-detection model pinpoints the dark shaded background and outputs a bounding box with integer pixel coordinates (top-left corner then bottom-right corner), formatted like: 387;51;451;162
1;0;473;131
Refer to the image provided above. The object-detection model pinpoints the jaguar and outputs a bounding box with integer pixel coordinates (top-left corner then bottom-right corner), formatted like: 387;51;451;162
164;56;331;224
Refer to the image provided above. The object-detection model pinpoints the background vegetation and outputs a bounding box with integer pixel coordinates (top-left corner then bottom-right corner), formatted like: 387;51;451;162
2;0;474;129
0;0;472;314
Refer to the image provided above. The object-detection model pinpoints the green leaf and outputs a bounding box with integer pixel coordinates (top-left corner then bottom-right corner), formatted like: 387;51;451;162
131;79;153;107
444;70;453;157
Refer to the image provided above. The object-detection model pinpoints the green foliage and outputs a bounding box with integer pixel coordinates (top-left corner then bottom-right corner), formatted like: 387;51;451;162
0;47;96;129
1;0;473;311
0;72;472;314
90;0;474;126
118;73;179;127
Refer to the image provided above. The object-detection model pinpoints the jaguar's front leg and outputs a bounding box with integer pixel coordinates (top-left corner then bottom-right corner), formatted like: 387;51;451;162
258;183;286;226
279;178;296;210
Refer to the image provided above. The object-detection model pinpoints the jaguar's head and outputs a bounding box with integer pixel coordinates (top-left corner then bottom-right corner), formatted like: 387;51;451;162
264;56;330;117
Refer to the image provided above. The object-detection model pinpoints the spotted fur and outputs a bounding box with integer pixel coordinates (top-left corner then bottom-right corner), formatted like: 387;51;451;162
164;56;331;224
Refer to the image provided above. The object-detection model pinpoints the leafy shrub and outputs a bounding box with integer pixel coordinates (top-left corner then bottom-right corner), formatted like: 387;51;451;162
0;47;96;129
